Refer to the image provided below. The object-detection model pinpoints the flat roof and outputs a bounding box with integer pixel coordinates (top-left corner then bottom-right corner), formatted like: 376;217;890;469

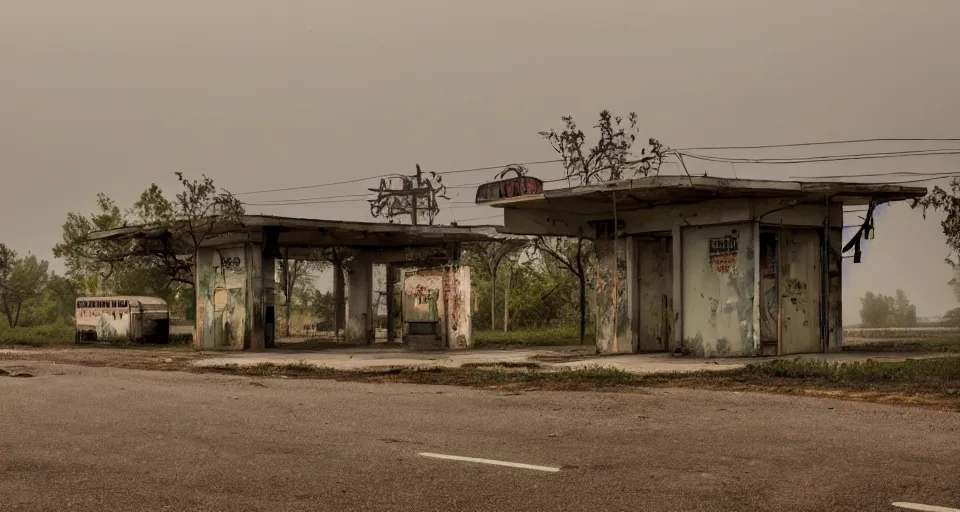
477;175;927;213
88;215;506;250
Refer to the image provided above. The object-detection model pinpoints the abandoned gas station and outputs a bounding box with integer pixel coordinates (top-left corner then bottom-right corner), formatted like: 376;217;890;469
476;174;927;357
89;216;503;352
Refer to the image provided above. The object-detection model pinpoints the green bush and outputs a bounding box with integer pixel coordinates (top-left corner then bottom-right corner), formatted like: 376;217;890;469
0;323;75;346
474;325;593;348
747;357;960;385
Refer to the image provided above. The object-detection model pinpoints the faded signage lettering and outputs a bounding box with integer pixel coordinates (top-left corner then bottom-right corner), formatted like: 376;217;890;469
475;176;544;203
213;256;242;274
709;235;739;273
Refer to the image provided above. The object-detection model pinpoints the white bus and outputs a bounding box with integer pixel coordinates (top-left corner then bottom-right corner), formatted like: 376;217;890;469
75;296;170;343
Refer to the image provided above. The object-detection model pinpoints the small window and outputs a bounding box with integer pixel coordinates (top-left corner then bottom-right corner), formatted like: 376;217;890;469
110;300;116;308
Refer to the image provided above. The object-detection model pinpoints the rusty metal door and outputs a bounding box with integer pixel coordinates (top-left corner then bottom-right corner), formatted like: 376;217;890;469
779;229;822;354
638;237;673;352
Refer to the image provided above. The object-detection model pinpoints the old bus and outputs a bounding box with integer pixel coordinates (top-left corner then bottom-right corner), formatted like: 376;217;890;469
75;296;170;343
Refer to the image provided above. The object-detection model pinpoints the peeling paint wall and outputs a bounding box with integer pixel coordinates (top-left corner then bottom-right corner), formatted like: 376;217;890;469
403;269;443;324
501;197;839;357
401;266;473;349
637;238;673;352
196;246;247;350
503;198;831;238
594;233;635;354
346;252;374;343
76;303;129;341
681;224;756;356
827;225;843;351
444;266;472;349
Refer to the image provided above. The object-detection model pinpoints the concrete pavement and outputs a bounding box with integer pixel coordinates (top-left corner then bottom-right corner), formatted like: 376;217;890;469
192;345;955;374
2;361;959;511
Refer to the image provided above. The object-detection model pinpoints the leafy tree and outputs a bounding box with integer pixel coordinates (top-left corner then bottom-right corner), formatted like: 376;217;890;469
534;237;592;342
45;273;79;322
0;245;50;327
277;251;329;336
859;289;917;328
303;290;337;331
539;110;668;185
129;173;245;285
52;194;131;295
943;307;960;327
461;241;528;330
54;173;243;303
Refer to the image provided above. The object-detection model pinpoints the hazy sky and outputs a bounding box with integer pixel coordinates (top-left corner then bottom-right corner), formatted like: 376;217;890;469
3;0;959;324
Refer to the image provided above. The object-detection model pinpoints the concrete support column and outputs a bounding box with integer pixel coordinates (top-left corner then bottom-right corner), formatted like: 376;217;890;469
385;264;397;343
346;251;374;344
594;232;637;355
194;244;261;351
671;225;683;350
262;228;279;349
244;243;265;352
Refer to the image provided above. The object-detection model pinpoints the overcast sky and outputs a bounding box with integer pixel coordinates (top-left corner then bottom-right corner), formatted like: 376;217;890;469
2;0;959;324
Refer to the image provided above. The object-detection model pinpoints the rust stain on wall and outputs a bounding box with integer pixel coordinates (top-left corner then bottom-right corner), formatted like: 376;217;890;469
475;176;544;203
401;266;472;349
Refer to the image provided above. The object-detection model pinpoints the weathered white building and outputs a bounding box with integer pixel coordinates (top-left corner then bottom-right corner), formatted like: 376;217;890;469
477;175;926;356
90;216;498;352
75;296;170;342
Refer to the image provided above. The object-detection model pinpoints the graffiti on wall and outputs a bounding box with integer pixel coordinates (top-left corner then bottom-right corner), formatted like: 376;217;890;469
404;272;443;323
709;235;738;274
475;176;544;203
594;235;630;352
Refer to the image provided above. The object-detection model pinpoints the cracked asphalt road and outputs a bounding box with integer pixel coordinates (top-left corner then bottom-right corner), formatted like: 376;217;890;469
1;361;959;511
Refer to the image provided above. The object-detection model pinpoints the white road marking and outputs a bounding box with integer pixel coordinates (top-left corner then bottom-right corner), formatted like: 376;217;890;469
417;452;561;473
892;502;960;512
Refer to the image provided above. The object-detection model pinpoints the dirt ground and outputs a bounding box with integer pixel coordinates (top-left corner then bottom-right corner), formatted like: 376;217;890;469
2;361;959;511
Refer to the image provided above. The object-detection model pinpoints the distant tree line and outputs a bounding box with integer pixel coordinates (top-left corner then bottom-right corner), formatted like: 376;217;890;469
859;289;918;328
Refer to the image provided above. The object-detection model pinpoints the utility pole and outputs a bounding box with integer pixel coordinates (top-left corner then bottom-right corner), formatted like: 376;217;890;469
369;164;447;226
411;166;420;226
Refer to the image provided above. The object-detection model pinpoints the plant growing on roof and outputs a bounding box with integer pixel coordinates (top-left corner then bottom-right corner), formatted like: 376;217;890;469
127;173;245;286
539;110;668;186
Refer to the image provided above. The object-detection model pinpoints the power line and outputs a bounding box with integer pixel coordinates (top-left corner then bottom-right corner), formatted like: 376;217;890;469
243;192;374;205
678;138;960;151
679;149;960;165
791;170;960;180
235;175;397;196
242;197;373;206
866;175;960;185
454;214;502;223
436;159;562;176
233;158;563;196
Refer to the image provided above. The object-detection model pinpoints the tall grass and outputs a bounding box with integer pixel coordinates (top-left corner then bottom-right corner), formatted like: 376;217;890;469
473;325;594;348
0;323;75;346
746;357;960;386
